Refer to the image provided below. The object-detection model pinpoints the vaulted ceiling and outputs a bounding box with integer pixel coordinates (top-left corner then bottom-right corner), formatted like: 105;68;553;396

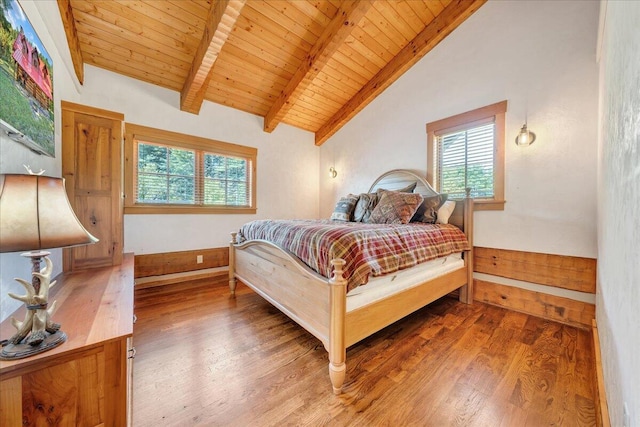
57;0;486;145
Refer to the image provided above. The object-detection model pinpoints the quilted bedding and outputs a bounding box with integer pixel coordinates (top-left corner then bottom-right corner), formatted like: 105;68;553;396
237;219;470;292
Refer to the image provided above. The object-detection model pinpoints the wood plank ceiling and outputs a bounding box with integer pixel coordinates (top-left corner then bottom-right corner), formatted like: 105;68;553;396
57;0;487;145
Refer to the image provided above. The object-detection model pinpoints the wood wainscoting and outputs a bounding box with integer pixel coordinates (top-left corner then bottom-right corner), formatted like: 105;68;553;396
134;247;228;289
473;247;597;329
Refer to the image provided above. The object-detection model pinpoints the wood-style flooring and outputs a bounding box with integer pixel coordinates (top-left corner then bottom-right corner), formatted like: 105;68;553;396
132;280;596;426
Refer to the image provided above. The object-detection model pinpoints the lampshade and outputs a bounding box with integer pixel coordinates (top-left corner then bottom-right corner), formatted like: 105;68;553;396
515;124;536;146
0;174;98;253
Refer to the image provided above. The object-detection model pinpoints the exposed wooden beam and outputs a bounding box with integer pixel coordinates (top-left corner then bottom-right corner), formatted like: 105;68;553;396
314;0;488;146
180;0;246;114
263;0;374;133
57;0;84;85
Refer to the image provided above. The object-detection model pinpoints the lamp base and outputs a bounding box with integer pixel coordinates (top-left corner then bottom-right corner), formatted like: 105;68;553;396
0;330;67;360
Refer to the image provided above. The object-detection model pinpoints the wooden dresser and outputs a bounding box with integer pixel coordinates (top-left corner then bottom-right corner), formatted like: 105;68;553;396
0;253;134;426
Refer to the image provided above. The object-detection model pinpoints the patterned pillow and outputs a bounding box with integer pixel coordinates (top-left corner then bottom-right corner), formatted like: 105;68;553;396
411;193;448;224
353;192;378;222
330;194;359;221
353;182;417;223
368;190;424;224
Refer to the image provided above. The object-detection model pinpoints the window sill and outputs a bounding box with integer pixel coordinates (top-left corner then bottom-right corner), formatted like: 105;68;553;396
473;199;505;211
124;205;257;215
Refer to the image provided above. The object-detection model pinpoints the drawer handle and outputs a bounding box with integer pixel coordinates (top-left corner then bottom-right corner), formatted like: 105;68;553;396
128;347;136;359
133;314;137;324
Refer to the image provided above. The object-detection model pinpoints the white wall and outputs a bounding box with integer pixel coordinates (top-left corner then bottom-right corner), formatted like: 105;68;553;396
1;1;320;322
65;65;319;253
0;0;76;323
320;0;599;259
597;1;640;425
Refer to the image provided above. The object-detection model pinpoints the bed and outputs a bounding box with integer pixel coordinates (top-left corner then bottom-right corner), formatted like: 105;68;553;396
228;170;474;394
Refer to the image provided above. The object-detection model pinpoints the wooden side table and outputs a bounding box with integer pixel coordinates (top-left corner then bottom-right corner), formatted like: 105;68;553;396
0;253;134;426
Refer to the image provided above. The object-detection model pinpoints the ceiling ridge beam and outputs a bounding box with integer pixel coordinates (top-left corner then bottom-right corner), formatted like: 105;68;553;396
314;0;488;146
57;0;84;85
180;0;246;114
262;0;374;133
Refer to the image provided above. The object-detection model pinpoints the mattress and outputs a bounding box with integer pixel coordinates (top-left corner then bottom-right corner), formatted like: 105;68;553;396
346;252;464;312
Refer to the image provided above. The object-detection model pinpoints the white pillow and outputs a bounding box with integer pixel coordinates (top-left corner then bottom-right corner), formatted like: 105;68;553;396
436;200;456;224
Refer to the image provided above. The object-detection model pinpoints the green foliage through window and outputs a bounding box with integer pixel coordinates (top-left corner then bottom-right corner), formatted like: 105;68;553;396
203;154;248;206
135;141;251;207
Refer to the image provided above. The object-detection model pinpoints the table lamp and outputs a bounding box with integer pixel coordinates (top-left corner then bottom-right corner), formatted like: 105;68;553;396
0;173;98;360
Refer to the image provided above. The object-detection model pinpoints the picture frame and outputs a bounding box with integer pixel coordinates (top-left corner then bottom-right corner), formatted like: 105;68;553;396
0;0;55;157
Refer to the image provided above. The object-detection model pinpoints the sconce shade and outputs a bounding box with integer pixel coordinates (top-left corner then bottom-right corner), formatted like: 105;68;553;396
515;124;536;146
0;174;98;253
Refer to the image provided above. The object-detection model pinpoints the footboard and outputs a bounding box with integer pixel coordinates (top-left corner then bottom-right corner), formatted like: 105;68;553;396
229;234;348;393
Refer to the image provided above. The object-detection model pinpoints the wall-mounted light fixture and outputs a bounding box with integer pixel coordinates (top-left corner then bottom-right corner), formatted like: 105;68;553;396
329;166;337;178
515;123;536;147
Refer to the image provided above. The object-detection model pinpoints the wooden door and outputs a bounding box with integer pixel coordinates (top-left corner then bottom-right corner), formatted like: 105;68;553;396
62;101;124;270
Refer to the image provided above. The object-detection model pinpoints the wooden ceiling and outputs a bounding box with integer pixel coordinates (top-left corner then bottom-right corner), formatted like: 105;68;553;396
57;0;486;145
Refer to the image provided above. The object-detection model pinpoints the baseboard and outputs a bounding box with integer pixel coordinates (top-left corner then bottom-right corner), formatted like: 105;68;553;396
592;319;611;427
134;247;228;278
471;247;597;329
135;267;229;289
474;279;594;329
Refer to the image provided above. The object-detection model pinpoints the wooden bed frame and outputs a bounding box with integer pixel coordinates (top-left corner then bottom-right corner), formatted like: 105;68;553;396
228;170;474;394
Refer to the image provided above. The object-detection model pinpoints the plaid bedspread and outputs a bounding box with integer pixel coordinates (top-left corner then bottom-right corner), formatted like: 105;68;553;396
237;220;470;292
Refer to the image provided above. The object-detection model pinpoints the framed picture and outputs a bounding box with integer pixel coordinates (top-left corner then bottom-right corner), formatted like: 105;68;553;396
0;0;55;157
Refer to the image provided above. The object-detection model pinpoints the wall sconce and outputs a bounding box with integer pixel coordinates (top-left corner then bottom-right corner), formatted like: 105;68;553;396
515;123;536;146
329;167;337;178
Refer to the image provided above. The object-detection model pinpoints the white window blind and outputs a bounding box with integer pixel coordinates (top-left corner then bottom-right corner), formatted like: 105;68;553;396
437;122;495;199
203;152;250;206
135;141;251;207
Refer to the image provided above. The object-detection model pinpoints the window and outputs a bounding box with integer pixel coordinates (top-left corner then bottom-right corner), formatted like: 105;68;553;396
427;101;507;211
124;124;257;214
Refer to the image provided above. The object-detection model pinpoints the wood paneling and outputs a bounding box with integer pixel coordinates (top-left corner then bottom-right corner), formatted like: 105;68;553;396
263;0;374;133
134;247;228;278
180;0;246;114
57;0;84;84
474;279;595;329
131;281;596;426
314;0;487;144
59;1;487;142
474;247;597;293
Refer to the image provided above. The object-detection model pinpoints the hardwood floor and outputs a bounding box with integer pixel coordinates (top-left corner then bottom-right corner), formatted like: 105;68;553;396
132;280;596;426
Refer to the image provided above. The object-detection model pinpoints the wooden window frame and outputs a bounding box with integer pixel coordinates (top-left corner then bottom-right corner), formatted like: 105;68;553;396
124;123;257;214
426;100;507;211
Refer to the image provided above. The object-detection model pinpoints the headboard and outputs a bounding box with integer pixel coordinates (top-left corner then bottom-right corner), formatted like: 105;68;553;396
368;169;438;197
368;169;467;231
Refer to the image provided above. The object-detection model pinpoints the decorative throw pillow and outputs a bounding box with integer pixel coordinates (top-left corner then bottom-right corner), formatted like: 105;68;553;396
368;190;424;224
411;193;448;224
330;194;359;221
353;192;378;222
436;200;456;224
352;182;416;223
